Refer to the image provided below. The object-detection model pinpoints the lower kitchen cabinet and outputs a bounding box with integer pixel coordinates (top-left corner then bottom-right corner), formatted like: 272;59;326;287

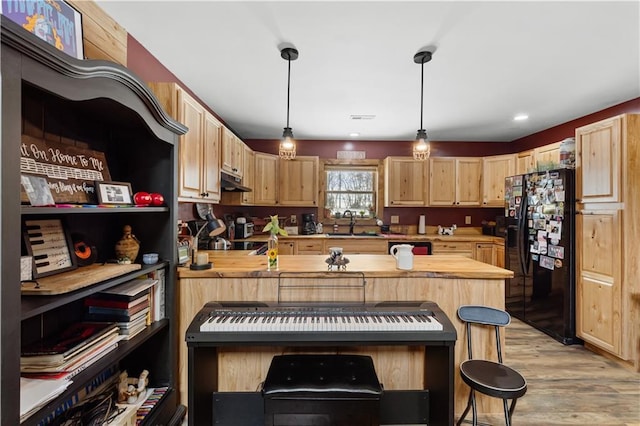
431;241;474;258
296;239;324;255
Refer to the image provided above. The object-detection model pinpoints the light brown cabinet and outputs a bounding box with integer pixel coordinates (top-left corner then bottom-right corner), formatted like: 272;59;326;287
279;240;296;255
384;157;428;206
149;82;221;202
473;243;496;265
296;239;324;255
323;239;388;254
533;141;561;169
429;157;482;206
222;127;245;178
278;156;319;206
431;241;474;258
516;150;535;174
482;154;516;207
253;152;279;205
575;116;621;204
575;113;640;370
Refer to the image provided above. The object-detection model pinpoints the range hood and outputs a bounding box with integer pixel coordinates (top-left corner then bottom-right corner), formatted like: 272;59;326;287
221;171;252;192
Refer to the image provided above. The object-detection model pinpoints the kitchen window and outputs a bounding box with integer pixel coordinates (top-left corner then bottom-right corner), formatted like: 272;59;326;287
325;165;378;217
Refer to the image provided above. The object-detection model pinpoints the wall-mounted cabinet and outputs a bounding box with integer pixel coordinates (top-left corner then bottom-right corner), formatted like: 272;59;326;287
429;157;482;207
253;152;279;205
221;127;245;179
575;116;621;204
482;154;516;207
2;17;186;424
533;141;561;169
149;82;222;203
278;156;319;206
516;150;535;175
384;157;428;206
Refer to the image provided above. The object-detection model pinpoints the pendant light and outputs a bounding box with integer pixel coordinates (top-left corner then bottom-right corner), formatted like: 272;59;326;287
279;47;298;160
413;50;432;160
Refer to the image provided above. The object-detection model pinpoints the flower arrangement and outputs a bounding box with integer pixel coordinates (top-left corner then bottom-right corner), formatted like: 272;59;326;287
262;215;287;270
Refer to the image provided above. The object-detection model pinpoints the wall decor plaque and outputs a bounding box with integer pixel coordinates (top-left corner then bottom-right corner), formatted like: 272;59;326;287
20;135;111;204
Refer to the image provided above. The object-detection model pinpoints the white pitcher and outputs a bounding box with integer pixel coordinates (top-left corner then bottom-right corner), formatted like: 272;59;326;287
389;244;414;270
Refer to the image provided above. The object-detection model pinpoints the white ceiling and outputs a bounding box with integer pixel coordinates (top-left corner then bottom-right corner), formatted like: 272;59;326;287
95;1;640;142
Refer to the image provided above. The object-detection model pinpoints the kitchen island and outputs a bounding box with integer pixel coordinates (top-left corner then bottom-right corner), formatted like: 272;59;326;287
177;252;513;420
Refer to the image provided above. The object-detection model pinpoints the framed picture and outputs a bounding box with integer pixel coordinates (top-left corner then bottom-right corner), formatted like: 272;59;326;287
0;0;84;60
96;181;133;205
23;219;77;278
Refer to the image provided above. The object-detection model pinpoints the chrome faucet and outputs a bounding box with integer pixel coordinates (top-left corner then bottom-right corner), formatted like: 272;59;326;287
343;210;355;234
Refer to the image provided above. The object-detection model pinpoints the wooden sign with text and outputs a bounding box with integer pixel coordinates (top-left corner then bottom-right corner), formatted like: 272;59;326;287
20;135;112;204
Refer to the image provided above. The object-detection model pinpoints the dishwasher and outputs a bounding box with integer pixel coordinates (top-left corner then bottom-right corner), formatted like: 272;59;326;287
387;241;432;255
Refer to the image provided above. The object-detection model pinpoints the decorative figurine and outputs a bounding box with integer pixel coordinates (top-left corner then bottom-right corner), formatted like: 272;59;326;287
438;224;457;236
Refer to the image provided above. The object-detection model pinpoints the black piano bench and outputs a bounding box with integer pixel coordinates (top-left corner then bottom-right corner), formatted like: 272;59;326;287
262;354;383;426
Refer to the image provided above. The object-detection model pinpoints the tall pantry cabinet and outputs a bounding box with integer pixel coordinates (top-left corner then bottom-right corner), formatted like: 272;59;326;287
575;113;640;370
1;17;187;424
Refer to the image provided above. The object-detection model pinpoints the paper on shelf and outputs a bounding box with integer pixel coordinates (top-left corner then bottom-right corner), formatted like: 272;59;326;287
20;377;72;421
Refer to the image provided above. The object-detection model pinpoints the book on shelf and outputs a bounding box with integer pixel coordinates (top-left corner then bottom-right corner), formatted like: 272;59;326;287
100;278;158;301
21;330;120;372
21;322;119;365
147;269;166;320
84;292;149;309
86;298;150;317
85;306;150;323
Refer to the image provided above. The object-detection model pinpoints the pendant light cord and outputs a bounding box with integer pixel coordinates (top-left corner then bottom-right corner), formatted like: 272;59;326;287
286;57;291;129
420;60;424;130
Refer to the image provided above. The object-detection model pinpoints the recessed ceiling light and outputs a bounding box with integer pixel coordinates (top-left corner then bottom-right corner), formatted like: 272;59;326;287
513;114;529;121
350;114;376;120
349;132;360;137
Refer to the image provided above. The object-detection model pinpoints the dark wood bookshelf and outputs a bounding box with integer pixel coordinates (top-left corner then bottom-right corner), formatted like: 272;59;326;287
1;15;187;425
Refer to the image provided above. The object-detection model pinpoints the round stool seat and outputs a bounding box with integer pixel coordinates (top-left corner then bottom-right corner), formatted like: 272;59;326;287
460;359;527;400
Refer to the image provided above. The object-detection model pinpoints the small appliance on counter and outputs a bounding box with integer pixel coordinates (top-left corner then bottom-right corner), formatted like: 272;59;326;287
234;217;254;239
301;213;317;235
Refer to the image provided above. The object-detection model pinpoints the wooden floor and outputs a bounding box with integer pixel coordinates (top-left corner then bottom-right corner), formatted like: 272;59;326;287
471;319;640;426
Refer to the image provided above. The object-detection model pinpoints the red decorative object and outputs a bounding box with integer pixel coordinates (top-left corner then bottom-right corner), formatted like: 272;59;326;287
133;192;152;206
150;193;164;206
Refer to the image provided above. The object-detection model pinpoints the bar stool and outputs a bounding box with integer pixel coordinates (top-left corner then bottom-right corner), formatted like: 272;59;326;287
262;354;383;426
456;305;527;426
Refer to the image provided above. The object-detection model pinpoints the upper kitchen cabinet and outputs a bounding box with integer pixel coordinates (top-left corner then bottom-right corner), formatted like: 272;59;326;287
384;157;428;206
253;152;279;205
221;144;255;206
575;116;622;204
533;141;561;170
516;150;535;175
429;157;482;207
482;154;516;207
222;127;245;179
278;156;319;206
148;82;222;203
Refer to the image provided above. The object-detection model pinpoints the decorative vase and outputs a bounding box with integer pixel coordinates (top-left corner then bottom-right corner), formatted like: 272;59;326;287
115;225;140;263
267;232;278;271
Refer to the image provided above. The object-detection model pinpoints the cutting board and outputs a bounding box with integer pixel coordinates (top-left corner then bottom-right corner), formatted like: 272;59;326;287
21;263;142;295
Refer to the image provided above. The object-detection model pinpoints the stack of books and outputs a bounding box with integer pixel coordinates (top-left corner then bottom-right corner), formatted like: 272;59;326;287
21;322;120;379
84;278;158;340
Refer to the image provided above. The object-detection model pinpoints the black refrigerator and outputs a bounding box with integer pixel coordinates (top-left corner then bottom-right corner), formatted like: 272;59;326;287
503;168;580;345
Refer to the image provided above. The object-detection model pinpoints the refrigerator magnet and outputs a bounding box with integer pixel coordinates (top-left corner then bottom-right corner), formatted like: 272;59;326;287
539;255;555;270
548;245;564;259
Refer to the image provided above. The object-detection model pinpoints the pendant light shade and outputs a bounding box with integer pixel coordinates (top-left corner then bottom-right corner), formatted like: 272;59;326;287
413;50;432;160
279;47;298;160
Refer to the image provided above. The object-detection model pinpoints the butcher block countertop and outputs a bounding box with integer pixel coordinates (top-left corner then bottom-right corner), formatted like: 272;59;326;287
178;253;513;279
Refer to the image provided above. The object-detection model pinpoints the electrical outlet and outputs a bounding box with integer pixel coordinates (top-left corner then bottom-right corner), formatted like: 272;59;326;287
391;215;400;224
290;215;297;225
465;215;472;225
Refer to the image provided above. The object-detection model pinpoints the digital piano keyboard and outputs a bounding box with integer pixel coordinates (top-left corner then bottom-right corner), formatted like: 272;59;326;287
186;301;457;346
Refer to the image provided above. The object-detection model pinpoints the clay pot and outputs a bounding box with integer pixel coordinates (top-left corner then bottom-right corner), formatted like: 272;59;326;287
115;225;140;263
